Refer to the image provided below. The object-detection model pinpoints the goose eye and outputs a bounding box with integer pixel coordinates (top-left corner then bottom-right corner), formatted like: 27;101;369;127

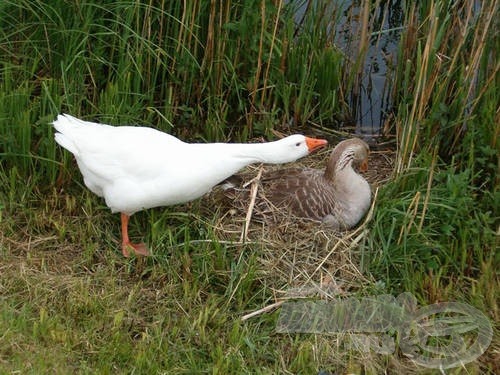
295;142;301;147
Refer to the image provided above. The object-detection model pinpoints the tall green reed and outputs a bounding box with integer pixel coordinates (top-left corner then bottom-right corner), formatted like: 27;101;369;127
1;0;351;185
393;0;498;173
364;0;498;296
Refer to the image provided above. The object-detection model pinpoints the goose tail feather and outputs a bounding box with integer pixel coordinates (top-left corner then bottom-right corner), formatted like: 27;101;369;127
52;114;93;156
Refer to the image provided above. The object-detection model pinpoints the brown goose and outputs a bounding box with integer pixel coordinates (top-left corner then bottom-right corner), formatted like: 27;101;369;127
227;138;371;229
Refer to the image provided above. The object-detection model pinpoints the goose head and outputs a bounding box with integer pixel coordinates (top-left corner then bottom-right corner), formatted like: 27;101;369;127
261;134;328;164
324;138;370;180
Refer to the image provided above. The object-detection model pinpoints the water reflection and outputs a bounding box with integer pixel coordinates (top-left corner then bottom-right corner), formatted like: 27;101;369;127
341;1;404;136
292;0;405;136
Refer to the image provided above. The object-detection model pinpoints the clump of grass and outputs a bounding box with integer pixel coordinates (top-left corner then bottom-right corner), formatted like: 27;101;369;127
0;0;354;186
392;0;498;172
360;1;498;370
368;0;498;290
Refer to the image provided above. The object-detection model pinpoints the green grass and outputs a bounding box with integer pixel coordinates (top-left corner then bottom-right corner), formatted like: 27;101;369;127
1;0;498;373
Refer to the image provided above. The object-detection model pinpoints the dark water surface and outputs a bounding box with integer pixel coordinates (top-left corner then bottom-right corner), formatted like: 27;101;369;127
337;1;404;136
292;0;405;136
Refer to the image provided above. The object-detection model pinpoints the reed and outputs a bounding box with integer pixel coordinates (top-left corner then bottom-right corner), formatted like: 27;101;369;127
393;0;498;173
363;0;498;320
0;0;351;180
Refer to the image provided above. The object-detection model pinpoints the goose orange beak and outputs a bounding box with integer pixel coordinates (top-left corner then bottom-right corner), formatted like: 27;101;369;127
360;158;368;172
305;137;328;153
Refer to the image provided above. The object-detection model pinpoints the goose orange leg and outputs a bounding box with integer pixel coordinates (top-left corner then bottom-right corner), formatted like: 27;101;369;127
121;213;150;257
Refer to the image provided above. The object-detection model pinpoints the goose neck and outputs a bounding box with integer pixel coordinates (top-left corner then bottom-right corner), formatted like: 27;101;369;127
324;148;354;180
223;141;294;164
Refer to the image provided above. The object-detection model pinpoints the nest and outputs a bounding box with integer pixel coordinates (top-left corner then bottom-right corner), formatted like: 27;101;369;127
204;145;395;319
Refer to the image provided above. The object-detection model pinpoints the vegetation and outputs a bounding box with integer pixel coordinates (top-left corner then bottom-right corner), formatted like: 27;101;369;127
0;0;497;373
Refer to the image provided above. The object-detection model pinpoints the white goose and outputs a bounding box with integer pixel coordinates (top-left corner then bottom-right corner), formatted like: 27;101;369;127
53;114;327;257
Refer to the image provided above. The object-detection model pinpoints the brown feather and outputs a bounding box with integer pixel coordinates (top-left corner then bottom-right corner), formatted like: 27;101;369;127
224;138;372;229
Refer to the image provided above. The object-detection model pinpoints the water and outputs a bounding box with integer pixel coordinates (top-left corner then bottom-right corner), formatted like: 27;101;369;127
292;0;405;136
339;1;404;136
